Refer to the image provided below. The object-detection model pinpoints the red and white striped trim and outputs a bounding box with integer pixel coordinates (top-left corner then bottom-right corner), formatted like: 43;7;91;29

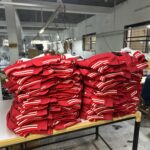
87;115;104;121
97;109;114;116
92;106;107;112
101;82;118;92
16;111;37;118
23;100;41;107
98;65;108;73
132;97;139;101
55;69;73;73
136;62;148;69
131;90;137;97
18;80;41;91
95;90;117;96
12;70;34;76
17;119;28;126
126;85;135;90
134;52;143;58
17;76;30;85
92;98;105;105
96;79;114;89
91;60;109;69
87;110;94;115
68;99;81;104
5;64;27;75
42;58;60;65
87;72;98;78
92;103;97;108
16;112;37;120
14;125;38;133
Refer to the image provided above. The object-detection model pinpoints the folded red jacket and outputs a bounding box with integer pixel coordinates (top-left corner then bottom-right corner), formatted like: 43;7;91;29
54;119;80;130
22;98;56;109
11;67;43;77
14;120;48;136
16;109;48;121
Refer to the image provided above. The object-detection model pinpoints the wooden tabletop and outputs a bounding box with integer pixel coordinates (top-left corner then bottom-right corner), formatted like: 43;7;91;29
0;100;136;148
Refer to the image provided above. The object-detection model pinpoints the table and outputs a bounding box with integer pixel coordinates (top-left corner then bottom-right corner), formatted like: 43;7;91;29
0;100;141;150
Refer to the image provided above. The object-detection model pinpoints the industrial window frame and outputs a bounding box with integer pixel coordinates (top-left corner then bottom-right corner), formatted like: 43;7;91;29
83;33;96;52
124;21;150;53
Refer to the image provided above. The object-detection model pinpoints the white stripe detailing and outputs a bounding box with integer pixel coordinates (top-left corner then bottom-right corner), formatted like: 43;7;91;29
15;126;38;133
136;62;147;69
17;119;28;126
16;112;37;120
97;109;113;116
23;100;41;104
16;111;37;118
13;70;34;75
17;76;29;85
18;80;41;91
5;64;27;75
87;115;104;120
14;124;38;131
42;58;59;65
91;60;109;69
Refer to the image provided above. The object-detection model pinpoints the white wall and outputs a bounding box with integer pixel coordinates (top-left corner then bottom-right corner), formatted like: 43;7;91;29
96;34;124;53
72;40;95;58
63;0;150;57
72;40;83;56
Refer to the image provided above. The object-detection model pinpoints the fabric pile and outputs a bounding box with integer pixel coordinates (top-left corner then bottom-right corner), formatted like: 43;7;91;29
78;51;147;121
4;54;82;136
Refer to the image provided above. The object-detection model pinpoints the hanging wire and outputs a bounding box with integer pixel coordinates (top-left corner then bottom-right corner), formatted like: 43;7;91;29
102;36;113;51
40;8;43;26
55;22;61;41
62;2;67;30
113;0;116;30
101;0;116;52
84;14;88;35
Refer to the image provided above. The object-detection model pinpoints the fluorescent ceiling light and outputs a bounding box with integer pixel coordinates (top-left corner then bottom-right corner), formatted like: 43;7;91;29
56;34;60;40
39;29;45;34
147;25;150;28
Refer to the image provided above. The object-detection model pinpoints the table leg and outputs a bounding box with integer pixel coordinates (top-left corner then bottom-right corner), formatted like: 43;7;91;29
132;111;142;150
20;143;26;150
95;126;99;140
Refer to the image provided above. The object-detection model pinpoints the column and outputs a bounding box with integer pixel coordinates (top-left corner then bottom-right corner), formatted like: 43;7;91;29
4;0;23;63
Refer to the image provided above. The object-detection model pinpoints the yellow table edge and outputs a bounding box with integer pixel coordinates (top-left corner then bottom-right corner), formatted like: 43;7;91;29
0;114;136;148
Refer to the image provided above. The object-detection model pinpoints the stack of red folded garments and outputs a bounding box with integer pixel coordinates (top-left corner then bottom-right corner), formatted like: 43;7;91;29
4;54;82;136
77;51;147;121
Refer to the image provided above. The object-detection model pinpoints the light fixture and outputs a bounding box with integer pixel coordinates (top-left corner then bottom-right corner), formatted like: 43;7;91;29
38;0;64;35
39;28;45;34
146;25;150;28
56;34;60;40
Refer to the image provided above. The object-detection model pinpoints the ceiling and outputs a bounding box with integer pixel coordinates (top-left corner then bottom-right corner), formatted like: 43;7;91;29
17;9;93;24
35;0;126;7
0;0;127;36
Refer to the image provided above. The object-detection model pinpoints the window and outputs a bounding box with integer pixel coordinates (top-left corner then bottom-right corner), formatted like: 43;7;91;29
83;33;96;51
124;21;150;53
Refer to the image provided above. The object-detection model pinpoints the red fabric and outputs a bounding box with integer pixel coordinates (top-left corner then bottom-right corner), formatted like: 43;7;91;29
5;51;147;136
5;54;82;137
78;51;147;121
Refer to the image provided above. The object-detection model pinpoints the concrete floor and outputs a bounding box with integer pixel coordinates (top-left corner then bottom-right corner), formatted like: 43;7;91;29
1;115;150;150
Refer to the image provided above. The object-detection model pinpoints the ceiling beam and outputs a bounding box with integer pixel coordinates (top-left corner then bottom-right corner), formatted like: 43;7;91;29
0;0;113;14
23;30;62;37
0;21;76;28
0;29;63;36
